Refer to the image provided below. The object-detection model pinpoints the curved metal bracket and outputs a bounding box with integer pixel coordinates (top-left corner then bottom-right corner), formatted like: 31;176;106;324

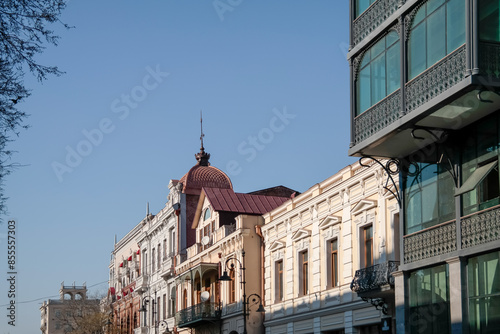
410;128;458;186
411;127;442;142
362;297;388;315
359;156;401;208
477;89;493;103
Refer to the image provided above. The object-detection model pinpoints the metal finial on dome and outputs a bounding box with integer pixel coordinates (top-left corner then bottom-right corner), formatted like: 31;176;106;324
195;110;210;166
200;110;205;151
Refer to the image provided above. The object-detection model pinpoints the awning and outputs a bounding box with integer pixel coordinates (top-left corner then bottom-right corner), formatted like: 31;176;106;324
455;160;498;196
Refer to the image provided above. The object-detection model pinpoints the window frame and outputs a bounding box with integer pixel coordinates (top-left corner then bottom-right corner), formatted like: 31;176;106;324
356;30;400;116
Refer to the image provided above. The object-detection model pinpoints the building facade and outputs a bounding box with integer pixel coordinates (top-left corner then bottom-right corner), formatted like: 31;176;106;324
107;143;295;334
348;0;500;333
261;161;399;334
40;282;100;334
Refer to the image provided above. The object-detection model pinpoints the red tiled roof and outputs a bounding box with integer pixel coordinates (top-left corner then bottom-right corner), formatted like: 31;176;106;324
203;187;289;215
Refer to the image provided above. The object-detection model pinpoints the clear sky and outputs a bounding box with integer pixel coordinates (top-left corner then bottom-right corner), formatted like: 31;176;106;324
0;1;353;332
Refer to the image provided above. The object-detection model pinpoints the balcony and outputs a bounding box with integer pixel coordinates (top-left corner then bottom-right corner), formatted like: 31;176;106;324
350;261;399;298
350;26;500;159
351;0;400;48
403;205;500;265
159;256;174;280
175;302;220;328
135;274;148;294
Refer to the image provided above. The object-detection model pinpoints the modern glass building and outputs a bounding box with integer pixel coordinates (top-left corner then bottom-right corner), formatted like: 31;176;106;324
348;0;500;333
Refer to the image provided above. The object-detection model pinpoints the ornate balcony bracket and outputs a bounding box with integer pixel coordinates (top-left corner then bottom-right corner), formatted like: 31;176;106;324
360;157;401;207
409;128;458;187
362;297;389;315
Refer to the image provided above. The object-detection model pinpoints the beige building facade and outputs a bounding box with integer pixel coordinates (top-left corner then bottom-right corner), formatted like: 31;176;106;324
261;161;399;334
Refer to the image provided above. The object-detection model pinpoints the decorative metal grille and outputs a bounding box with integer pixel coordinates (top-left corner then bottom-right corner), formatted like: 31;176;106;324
175;302;220;327
353;89;401;144
461;206;500;248
405;45;467;114
479;42;500;79
403;221;457;264
352;0;402;47
350;261;399;293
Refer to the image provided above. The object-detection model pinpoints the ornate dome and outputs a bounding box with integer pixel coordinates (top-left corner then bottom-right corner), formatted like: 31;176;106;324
180;146;232;194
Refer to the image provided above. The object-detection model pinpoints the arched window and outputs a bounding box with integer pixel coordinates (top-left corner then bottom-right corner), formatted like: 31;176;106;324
356;31;400;115
203;208;211;221
408;0;465;80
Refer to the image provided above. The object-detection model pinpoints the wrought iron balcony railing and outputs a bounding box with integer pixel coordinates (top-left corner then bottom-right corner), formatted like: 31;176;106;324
175;302;220;328
350;261;399;294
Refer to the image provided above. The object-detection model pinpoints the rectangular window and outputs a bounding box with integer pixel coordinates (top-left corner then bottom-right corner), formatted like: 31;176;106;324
157;243;161;266
331;239;339;287
461;114;500;215
362;226;373;267
229;270;236;303
300;251;309;296
157;297;161;323
275;260;284;302
163;239;167;260
152;248;156;272
163;294;166;320
404;162;455;234
468;251;500;334
408;264;450;334
142;251;147;275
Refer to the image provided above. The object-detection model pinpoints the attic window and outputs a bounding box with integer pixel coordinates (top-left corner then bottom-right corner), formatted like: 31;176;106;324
204;208;211;221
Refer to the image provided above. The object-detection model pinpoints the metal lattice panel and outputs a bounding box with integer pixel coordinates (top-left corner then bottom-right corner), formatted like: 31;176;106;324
350;261;399;293
352;0;402;47
403;221;457;264
479;42;500;79
462;207;500;248
354;89;401;144
405;45;467;114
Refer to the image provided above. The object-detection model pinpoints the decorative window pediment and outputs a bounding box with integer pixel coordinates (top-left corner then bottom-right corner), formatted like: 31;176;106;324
351;200;377;216
291;229;311;242
319;216;341;230
269;240;285;252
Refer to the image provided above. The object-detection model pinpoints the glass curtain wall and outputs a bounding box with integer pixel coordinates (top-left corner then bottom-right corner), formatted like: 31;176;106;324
408;264;451;334
408;0;465;80
468;251;500;333
356;31;400;115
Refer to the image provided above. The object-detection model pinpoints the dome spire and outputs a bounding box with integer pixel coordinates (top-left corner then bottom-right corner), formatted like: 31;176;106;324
195;110;210;166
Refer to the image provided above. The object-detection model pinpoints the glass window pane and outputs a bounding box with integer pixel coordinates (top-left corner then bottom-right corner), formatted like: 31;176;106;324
447;0;466;51
468;252;500;334
479;0;500;42
356;0;372;17
357;66;371;115
409;23;426;79
371;53;386;104
386;43;401;94
422;184;438;225
406;190;422;234
386;31;399;46
408;265;450;334
413;5;427;27
427;0;446;14
371;37;386;59
427;7;446;67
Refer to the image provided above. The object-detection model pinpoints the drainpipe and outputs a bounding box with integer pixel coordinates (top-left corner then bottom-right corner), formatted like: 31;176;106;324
254;225;265;303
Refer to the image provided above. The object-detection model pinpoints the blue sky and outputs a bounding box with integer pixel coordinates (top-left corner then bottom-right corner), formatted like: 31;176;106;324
0;1;353;332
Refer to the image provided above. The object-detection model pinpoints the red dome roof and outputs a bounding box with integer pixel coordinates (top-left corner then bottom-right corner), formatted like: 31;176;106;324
180;165;232;194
